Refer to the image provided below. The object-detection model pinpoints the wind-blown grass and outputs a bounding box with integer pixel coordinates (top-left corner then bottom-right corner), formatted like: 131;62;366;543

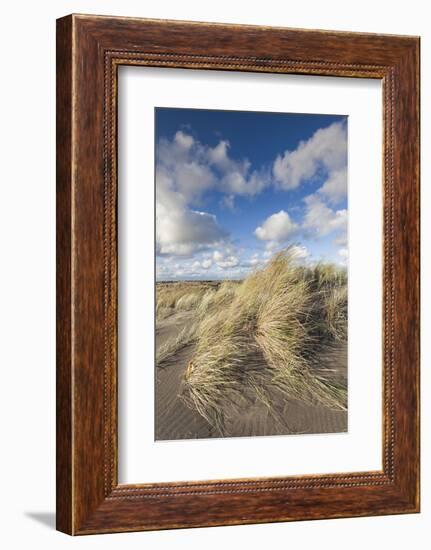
156;282;217;314
156;321;199;368
176;249;347;430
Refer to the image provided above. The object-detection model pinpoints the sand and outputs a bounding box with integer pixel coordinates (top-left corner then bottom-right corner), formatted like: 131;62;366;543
155;311;347;441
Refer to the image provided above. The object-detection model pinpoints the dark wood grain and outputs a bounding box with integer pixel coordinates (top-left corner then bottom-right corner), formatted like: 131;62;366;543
56;15;73;535
56;14;420;535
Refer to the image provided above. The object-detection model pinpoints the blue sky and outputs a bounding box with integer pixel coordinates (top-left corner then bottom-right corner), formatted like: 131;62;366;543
155;107;348;281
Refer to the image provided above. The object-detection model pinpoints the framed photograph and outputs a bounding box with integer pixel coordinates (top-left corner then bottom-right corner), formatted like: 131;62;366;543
56;14;420;535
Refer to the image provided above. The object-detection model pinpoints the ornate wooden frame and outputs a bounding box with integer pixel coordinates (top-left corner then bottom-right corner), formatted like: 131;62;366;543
56;14;420;535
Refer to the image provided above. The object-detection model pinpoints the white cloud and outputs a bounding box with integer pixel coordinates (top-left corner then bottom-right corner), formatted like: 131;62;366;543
156;243;311;281
213;250;223;262
201;258;212;269
174;130;194;150
302;195;347;238
242;252;264;267
318;167;347;204
158;131;270;204
217;256;239;268
156;141;228;256
173;161;215;202
156;183;228;256
273;122;347;192
206;139;270;195
212;247;239;269
219;167;269;196
290;244;310;260
157;254;216;280
207;140;231;171
156;131;273;257
156;124;348;271
254;210;298;242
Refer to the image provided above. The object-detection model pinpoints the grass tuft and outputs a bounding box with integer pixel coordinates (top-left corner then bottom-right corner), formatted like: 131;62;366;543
156;248;348;431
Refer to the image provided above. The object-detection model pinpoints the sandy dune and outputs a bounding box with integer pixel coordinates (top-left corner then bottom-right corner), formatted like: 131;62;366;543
155;311;347;441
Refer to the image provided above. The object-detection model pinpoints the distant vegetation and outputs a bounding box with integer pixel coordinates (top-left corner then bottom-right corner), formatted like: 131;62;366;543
156;249;347;433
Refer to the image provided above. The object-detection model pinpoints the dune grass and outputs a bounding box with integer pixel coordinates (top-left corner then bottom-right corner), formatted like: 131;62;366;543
156;321;199;368
156;281;217;317
155;281;218;367
156;249;347;432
